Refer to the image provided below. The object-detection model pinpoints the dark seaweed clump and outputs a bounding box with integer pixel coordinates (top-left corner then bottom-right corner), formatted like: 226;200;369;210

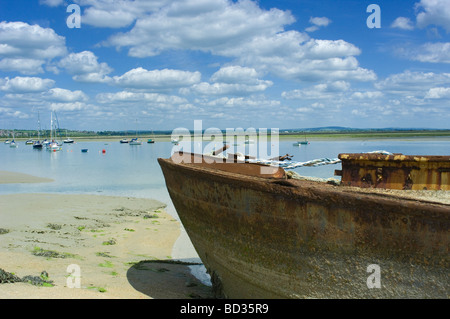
0;269;53;286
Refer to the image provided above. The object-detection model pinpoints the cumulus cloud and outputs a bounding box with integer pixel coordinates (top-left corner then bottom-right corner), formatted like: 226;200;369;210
0;76;55;93
351;91;383;99
375;71;450;93
44;88;89;102
425;87;450;99
415;0;450;33
90;0;374;83
58;51;112;82
0;58;46;75
282;81;351;100
411;42;450;63
0;21;67;74
305;17;332;32
74;0;168;28
184;65;272;96
112;67;201;90
391;17;414;30
96;91;188;105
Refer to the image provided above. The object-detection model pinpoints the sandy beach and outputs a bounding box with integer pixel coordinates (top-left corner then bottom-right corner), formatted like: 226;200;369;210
0;172;212;299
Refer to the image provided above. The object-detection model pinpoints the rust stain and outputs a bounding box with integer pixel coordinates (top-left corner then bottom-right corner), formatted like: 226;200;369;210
337;153;450;190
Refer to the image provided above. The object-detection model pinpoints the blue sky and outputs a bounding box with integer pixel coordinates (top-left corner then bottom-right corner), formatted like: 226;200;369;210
0;0;449;131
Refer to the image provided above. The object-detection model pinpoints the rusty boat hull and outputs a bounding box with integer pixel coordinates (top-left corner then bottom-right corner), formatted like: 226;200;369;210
158;153;449;298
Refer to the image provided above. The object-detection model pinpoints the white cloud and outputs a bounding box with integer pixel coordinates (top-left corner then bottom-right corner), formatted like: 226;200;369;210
425;87;450;99
415;0;450;33
0;21;67;75
49;102;90;112
96;91;188;105
58;51;112;82
186;81;272;96
351;91;383;99
391;17;414;30
0;76;55;93
210;66;260;84
305;17;332;32
183;65;272;96
75;0;169;28
282;81;351;100
112;67;201;90
106;0;293;57
0;58;46;75
99;0;374;83
411;42;450;63
375;71;450;93
44;88;89;102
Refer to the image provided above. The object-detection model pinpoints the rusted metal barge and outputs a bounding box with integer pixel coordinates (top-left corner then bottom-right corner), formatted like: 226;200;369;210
158;152;449;298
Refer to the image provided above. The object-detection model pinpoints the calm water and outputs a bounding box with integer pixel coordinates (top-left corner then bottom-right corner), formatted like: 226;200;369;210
1;138;450;213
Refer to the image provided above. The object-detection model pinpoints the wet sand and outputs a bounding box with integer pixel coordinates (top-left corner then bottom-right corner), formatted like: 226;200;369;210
0;172;212;299
0;170;54;184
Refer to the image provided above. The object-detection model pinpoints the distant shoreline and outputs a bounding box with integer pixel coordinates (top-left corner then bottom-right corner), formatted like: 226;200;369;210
3;130;450;142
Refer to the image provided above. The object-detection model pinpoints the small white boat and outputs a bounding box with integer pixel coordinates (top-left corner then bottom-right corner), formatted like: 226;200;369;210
171;139;179;145
9;140;18;148
120;138;129;143
4;140;10;144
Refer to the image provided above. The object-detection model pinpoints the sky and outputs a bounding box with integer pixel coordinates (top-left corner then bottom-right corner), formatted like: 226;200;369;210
0;0;449;131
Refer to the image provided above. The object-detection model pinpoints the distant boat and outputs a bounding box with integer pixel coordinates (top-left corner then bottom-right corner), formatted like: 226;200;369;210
81;149;88;153
147;139;155;144
33;141;43;149
171;139;179;145
33;111;44;149
129;137;142;145
63;130;74;143
293;132;309;146
4;140;10;144
120;138;129;143
293;141;309;146
45;112;62;152
129;119;142;145
25;139;34;145
9;140;18;148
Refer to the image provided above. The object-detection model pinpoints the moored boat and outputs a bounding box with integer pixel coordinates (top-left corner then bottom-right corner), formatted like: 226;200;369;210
158;152;449;298
9;140;18;148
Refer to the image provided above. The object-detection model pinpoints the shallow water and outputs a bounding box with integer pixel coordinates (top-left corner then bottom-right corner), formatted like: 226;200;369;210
1;137;450;206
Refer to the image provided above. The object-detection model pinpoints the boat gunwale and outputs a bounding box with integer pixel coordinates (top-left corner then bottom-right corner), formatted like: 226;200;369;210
158;156;450;215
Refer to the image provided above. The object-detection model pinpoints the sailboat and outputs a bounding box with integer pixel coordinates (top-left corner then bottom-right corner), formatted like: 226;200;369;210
46;112;62;152
293;132;309;146
33;111;43;149
9;130;18;148
147;129;155;143
129;119;142;145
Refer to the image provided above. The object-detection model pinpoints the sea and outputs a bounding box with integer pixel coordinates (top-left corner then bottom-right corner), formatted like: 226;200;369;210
1;136;449;285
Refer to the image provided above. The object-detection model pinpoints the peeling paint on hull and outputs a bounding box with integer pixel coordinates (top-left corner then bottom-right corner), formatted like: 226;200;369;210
158;154;449;299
